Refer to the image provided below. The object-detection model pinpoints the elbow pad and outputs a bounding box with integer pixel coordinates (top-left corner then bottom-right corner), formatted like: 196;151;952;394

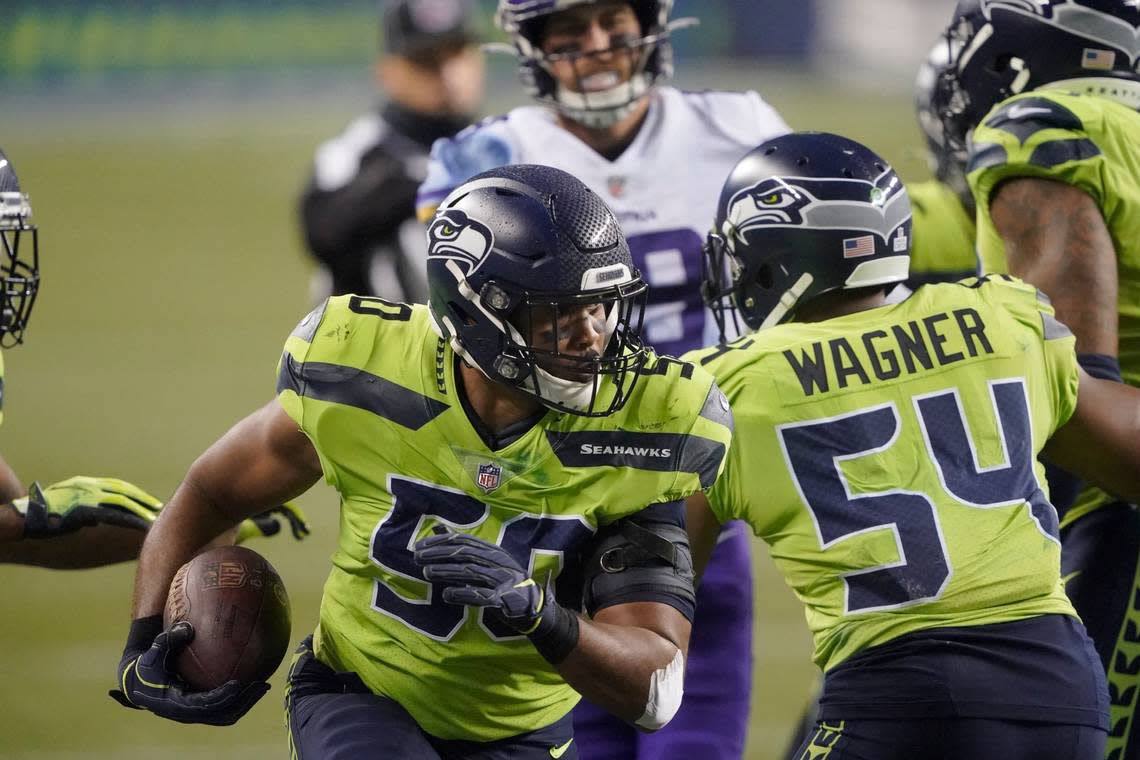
634;648;685;731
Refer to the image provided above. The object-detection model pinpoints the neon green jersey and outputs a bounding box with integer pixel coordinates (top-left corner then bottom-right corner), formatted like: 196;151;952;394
685;276;1078;672
276;296;731;741
908;179;976;284
969;90;1140;524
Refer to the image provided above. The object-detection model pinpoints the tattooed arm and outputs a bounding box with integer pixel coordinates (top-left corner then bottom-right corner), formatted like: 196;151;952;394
990;177;1117;356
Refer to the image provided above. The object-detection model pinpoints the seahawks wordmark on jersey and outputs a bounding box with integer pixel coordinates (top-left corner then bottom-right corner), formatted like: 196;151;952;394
276;296;732;742
416;86;790;355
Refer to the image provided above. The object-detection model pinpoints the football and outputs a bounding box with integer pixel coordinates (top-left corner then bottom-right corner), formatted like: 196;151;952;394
163;544;292;691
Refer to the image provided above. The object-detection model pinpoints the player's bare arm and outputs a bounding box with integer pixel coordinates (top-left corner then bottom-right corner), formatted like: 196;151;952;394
131;400;322;620
991;177;1117;357
109;401;320;726
562;600;690;728
536;497;696;730
684;491;721;580
0;522;144;567
1044;369;1140;504
0;452;24;503
0;476;170;567
413;497;697;732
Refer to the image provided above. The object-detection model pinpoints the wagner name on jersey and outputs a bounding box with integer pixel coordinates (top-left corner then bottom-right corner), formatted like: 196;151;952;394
415;86;789;355
687;276;1079;672
968;90;1140;525
275;295;732;742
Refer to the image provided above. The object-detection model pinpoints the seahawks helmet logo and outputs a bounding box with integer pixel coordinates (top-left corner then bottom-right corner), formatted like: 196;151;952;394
723;175;911;245
427;209;495;270
724;178;814;238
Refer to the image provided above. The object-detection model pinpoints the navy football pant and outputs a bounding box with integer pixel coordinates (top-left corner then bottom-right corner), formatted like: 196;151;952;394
784;502;1140;760
1062;501;1140;760
790;718;1105;760
573;522;753;759
286;637;577;760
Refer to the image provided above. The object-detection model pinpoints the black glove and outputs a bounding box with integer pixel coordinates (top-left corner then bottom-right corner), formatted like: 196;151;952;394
414;531;580;664
236;501;312;544
108;616;269;726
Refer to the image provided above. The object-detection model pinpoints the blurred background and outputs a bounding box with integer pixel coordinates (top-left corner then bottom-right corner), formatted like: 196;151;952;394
1;1;956;757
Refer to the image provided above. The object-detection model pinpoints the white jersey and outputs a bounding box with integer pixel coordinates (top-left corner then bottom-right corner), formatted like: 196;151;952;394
417;86;790;355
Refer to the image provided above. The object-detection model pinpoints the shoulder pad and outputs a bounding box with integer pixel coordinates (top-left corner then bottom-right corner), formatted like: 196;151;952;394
676;88;790;145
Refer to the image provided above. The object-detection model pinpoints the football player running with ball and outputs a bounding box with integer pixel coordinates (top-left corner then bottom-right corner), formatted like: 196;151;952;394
0;149;307;568
110;166;732;759
935;2;1140;756
682;131;1140;759
417;3;789;755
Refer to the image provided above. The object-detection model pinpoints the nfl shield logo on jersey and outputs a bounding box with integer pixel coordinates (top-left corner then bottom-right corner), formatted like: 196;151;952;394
476;463;502;493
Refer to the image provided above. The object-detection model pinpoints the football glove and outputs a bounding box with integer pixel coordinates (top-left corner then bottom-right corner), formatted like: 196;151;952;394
414;531;546;630
14;476;162;539
236;502;311;545
109;616;269;726
413;531;580;663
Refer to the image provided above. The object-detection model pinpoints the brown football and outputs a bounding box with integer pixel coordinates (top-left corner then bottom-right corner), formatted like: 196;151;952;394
163;545;292;691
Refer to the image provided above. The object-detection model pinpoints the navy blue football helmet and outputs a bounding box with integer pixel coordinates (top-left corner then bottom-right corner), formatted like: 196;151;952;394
936;0;1140;154
491;0;695;128
426;164;648;416
702;132;912;335
916;38;971;208
0;149;39;347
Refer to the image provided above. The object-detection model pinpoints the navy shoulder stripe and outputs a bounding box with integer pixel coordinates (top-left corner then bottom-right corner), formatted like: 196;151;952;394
966;143;1009;174
1029;138;1101;168
983;97;1083;144
276;354;449;430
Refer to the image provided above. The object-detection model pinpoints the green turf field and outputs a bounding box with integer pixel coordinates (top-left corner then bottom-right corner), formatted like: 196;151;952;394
0;67;925;759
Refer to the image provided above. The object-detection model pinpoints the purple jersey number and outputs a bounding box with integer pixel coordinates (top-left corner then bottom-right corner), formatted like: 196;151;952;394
626;228;706;356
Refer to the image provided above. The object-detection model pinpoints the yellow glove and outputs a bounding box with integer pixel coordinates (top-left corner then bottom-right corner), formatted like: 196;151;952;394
14;476;162;539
